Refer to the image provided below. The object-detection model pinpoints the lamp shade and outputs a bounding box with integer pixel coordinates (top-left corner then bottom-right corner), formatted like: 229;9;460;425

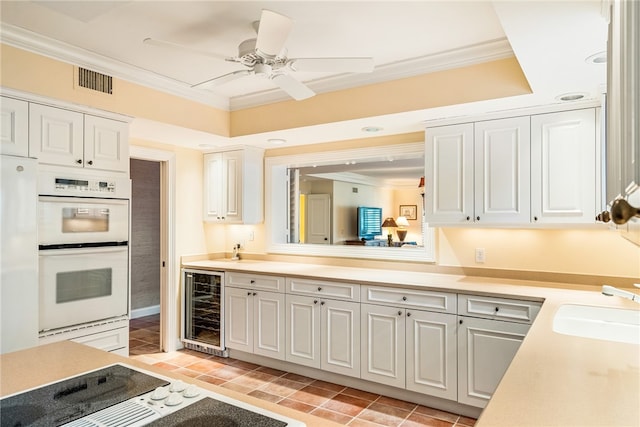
395;216;409;228
381;217;397;228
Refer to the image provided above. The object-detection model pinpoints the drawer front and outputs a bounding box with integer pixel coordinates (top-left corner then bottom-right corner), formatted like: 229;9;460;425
362;285;456;313
226;272;285;292
286;278;360;302
458;295;541;323
71;327;128;352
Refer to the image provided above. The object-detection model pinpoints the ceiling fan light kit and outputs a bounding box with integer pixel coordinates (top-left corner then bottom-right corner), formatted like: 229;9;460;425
146;9;374;101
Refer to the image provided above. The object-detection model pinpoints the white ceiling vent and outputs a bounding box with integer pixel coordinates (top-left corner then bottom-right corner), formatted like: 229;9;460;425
78;67;113;94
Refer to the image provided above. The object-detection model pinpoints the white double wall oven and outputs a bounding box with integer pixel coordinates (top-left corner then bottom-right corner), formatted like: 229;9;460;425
37;167;131;336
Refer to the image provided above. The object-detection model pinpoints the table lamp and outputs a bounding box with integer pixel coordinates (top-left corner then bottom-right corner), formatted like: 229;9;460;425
395;216;409;242
381;217;397;246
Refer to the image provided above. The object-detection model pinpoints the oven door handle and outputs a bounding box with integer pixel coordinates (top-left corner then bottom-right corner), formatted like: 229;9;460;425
38;245;128;256
39;241;128;251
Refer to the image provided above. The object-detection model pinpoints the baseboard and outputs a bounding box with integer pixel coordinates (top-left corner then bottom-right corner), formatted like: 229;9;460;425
130;305;160;319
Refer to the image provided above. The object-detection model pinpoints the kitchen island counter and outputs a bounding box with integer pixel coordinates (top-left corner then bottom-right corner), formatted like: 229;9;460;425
183;259;640;427
0;340;342;427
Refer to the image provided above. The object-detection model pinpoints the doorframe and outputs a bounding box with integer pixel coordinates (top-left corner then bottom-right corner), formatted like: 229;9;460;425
130;146;179;352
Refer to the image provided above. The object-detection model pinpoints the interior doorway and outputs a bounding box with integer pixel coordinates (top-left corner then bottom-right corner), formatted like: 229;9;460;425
130;146;177;352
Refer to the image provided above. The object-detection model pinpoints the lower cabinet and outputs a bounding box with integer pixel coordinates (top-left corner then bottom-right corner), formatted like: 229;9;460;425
225;287;285;360
360;304;457;400
457;316;531;408
285;294;360;378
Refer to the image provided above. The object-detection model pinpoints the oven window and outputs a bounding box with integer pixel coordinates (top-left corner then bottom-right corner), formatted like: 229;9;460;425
56;268;113;303
62;208;109;233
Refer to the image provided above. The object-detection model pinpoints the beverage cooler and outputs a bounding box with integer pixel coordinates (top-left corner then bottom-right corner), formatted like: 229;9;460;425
181;269;226;356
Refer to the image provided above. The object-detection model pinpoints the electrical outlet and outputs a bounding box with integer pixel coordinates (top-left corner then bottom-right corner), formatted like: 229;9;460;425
475;248;485;263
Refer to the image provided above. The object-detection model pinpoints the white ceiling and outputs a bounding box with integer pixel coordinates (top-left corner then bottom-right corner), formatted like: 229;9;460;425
0;1;608;150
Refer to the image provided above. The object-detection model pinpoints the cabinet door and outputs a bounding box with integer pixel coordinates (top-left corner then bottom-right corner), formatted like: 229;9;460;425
360;304;405;388
458;316;530;408
253;291;285;360
474;116;531;224
321;299;360;378
222;150;243;222
406;310;457;400
531;109;597;223
29;103;84;167
84;115;129;173
225;287;252;352
425;123;474;223
285;294;321;369
204;153;223;221
1;97;29;157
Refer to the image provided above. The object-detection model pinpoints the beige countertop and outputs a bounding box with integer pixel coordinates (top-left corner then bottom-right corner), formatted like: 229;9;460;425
0;341;343;427
183;259;640;427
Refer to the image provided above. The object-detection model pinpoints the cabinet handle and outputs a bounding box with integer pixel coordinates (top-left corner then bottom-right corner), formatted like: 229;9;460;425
407;312;411;317
317;287;322;291
87;160;93;165
247;292;252;296
250;280;255;284
495;307;500;312
398;311;402;316
76;159;82;164
466;216;470;221
476;216;480;221
320;301;325;306
459;319;463;325
533;216;538;221
252;292;257;296
402;296;407;301
313;300;318;304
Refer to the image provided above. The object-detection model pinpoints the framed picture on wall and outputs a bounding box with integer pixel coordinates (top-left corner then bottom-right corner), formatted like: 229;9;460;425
399;205;417;220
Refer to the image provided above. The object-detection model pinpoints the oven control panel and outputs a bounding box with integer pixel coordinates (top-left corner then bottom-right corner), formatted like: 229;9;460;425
54;178;116;193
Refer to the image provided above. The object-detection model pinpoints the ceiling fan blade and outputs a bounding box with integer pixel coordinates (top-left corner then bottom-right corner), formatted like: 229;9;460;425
271;74;315;100
192;70;251;90
143;38;228;61
255;9;293;58
289;57;375;73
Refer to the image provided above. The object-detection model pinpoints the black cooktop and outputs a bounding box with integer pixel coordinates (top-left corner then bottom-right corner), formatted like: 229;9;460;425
0;364;168;427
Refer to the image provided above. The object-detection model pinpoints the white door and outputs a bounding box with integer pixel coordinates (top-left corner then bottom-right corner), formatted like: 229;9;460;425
225;287;252;352
306;194;331;244
29;103;84;168
531;109;597;223
321;299;360;378
425;123;474;224
406;310;457;400
285;294;321;368
458;316;530;408
1;96;29;157
360;304;405;388
474;116;531;224
84;115;129;173
253;290;285;360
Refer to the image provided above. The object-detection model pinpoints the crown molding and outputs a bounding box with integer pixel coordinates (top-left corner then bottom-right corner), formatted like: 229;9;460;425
1;23;511;113
0;23;230;110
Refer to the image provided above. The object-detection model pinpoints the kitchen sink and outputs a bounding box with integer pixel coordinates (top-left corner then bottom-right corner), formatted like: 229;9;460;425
553;304;640;345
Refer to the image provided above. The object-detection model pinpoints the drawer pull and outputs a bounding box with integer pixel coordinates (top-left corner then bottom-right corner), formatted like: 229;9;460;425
250;280;255;284
247;292;252;296
402;296;407;301
495;307;500;312
314;300;318;304
253;292;257;296
317;287;322;291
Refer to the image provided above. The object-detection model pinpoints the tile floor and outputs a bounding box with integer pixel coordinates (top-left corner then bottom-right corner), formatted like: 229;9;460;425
129;314;476;427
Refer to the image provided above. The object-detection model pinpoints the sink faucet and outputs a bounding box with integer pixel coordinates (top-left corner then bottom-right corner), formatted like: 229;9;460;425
602;284;640;303
231;243;240;261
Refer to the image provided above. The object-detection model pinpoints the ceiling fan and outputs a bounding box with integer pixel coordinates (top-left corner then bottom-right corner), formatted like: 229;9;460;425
144;9;374;100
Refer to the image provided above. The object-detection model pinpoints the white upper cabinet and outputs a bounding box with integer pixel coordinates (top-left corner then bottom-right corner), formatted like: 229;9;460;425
426;117;530;225
424;123;474;224
204;147;263;224
531;109;597;223
1;96;29;157
426;108;599;227
474;117;531;224
28;103;128;173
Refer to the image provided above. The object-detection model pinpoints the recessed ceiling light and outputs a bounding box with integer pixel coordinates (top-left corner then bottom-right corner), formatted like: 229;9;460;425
586;51;607;64
198;143;216;148
556;92;587;102
268;138;286;145
361;126;383;133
